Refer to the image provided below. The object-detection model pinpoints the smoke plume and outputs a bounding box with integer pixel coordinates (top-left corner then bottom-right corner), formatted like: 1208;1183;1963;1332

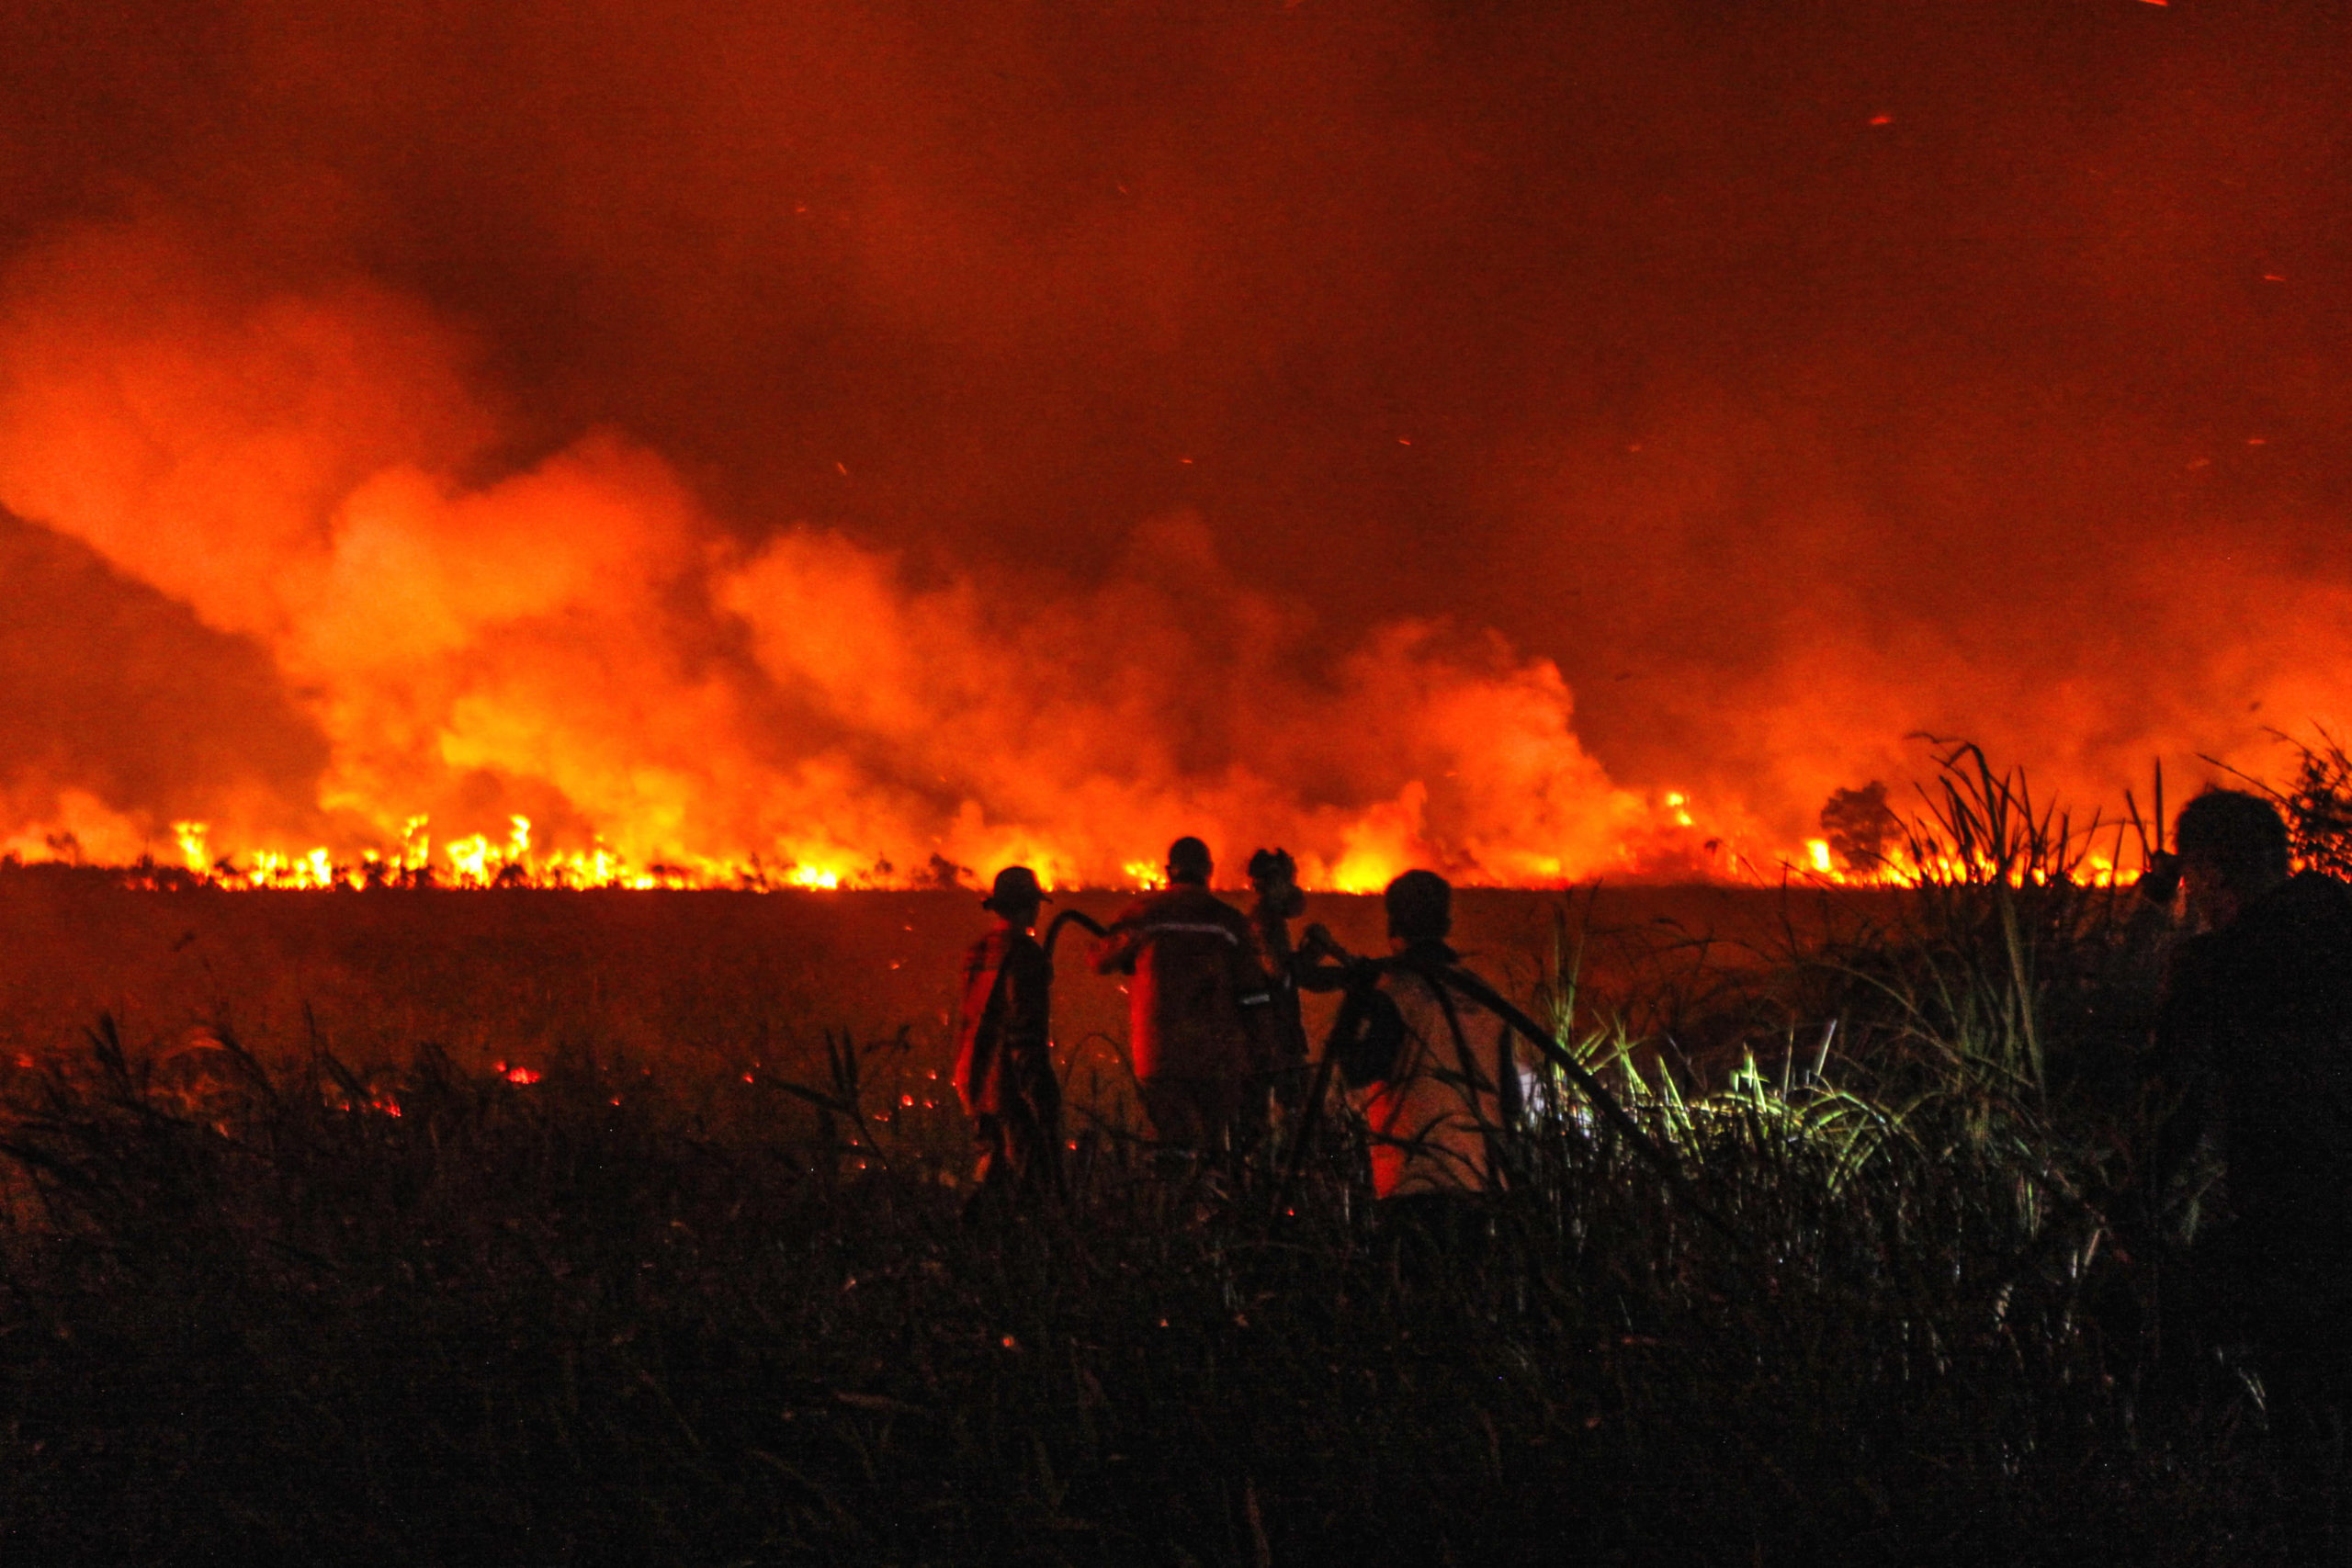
0;0;2346;882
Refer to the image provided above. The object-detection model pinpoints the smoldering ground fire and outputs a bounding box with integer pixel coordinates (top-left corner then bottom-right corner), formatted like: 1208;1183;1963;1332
1;0;2348;886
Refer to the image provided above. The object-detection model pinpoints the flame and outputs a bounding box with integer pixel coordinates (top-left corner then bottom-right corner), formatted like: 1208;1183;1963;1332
401;816;431;872
1325;784;1428;894
123;813;899;890
0;230;1760;893
0;225;2334;893
42;790;2169;897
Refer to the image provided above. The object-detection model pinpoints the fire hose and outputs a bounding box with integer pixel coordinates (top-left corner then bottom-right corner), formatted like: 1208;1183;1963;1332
1041;907;1109;978
1272;943;1753;1258
1037;903;1746;1254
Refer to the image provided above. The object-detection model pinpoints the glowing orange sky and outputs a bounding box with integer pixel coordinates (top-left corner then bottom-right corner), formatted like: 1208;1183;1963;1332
0;0;2346;884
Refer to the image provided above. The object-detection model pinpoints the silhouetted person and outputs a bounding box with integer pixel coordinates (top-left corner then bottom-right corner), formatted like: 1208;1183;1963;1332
952;866;1063;1213
1247;847;1312;1111
2148;789;2352;1554
1318;871;1521;1264
1093;837;1276;1155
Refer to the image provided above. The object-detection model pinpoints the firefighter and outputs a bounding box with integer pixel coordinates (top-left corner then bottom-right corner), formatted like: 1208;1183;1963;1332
1246;847;1312;1111
1322;871;1521;1258
1092;836;1278;1154
951;866;1064;1213
2145;790;2352;1554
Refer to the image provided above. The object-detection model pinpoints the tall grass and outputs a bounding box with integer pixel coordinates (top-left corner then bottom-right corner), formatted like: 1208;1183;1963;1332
1519;743;2210;1466
0;744;2315;1564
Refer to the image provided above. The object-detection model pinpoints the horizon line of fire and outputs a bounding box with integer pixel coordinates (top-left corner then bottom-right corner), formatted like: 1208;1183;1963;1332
0;805;2161;895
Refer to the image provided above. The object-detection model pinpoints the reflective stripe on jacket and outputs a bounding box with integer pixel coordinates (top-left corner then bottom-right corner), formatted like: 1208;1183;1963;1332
1091;884;1273;1083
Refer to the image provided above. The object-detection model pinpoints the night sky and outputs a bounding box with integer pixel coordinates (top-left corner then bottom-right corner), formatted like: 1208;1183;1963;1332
1;0;2346;878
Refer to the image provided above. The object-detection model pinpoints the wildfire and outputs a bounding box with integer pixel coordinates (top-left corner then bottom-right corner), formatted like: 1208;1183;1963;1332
95;796;1761;893
0;8;2332;963
142;814;762;890
1771;834;2154;892
43;774;2179;896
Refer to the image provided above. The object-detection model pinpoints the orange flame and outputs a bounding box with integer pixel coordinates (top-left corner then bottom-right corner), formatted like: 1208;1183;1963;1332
0;224;2326;892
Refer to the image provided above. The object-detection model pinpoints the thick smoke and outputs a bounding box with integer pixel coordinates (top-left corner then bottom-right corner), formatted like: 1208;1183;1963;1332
0;216;1675;883
0;508;328;863
0;0;2346;881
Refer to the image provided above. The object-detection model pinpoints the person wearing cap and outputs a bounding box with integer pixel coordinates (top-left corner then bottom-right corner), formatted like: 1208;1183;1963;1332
951;866;1064;1212
1092;837;1278;1155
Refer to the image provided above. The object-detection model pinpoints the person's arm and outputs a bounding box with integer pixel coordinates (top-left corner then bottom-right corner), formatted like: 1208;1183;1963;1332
2120;851;2187;961
1330;980;1407;1089
1091;903;1148;976
1229;914;1278;1073
1293;922;1357;993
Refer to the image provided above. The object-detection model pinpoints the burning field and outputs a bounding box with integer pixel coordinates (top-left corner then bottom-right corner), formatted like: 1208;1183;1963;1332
0;865;1873;1071
0;789;2313;1565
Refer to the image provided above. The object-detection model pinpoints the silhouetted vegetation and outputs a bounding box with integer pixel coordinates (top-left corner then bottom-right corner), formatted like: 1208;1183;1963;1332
2265;726;2352;883
0;746;2336;1565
